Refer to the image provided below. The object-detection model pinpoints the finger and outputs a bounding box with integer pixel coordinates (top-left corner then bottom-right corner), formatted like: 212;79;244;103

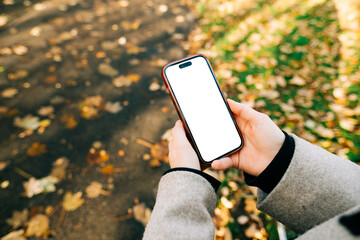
211;157;234;170
227;99;259;122
171;120;190;145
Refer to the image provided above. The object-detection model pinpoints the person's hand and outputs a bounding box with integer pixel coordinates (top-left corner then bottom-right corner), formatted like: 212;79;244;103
168;120;201;170
212;99;285;176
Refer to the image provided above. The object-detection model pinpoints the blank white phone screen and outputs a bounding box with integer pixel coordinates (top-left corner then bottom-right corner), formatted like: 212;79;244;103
165;56;242;162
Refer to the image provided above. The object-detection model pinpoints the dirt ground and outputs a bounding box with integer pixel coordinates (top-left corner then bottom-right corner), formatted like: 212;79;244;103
0;0;195;239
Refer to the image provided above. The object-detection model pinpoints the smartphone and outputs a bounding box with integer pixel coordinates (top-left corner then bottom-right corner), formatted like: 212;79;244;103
162;54;243;164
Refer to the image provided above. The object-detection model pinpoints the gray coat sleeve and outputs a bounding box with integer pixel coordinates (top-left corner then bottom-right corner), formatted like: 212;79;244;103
143;171;217;240
257;134;360;234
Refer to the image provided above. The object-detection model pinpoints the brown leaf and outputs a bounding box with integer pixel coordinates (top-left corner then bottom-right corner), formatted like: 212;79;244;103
150;141;169;164
100;164;126;176
87;148;110;164
60;113;78;129
26;142;47;157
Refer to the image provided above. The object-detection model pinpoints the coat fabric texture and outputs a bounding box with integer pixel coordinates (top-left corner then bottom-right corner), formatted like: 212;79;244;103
143;134;360;239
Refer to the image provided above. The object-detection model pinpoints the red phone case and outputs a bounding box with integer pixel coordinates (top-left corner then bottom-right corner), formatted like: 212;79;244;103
161;54;244;164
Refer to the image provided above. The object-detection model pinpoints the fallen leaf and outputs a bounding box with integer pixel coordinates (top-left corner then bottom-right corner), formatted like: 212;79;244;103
87;148;110;164
133;203;151;226
150;141;169;164
213;207;230;227
62;192;85;211
85;181;110;198
289;75;306;86
104;101;122;113
14;115;40;131
244;198;259;214
39;176;57;192
237;215;249;225
95;51;106;59
1;180;9;188
0;161;7;171
100;164;126;176
2;88;18;98
6;209;29;228
339;118;357;131
26;142;47;157
149;159;161;167
79;95;104;119
49;157;69;182
98;63;119;77
23;178;42;198
43;75;57;84
314;125;335;138
12;45;28;56
37;106;54;116
60;113;78;129
113;75;132;87
127;73;141;82
1;229;26;240
8;70;28;80
0;15;8;27
220;196;234;209
25;214;49;237
118;150;125;157
149;81;161;91
244;223;260;239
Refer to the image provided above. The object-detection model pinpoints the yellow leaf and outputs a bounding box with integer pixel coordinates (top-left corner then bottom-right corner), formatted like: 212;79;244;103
127;74;141;82
133;203;151;226
25;214;49;237
85;181;109;198
62;192;85;211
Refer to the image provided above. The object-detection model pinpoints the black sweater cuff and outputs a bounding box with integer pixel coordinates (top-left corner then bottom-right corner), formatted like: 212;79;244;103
244;131;295;194
164;167;221;192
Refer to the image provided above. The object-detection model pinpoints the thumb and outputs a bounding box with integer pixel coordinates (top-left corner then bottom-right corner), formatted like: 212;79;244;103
227;99;258;122
211;157;234;170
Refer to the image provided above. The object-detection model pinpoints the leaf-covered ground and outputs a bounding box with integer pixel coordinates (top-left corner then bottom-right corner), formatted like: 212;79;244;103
185;0;360;239
0;0;193;239
1;0;359;239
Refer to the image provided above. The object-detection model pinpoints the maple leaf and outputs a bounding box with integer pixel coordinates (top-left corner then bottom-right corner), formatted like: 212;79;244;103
26;142;47;157
6;209;28;228
62;192;85;211
25;214;49;237
85;181;110;198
